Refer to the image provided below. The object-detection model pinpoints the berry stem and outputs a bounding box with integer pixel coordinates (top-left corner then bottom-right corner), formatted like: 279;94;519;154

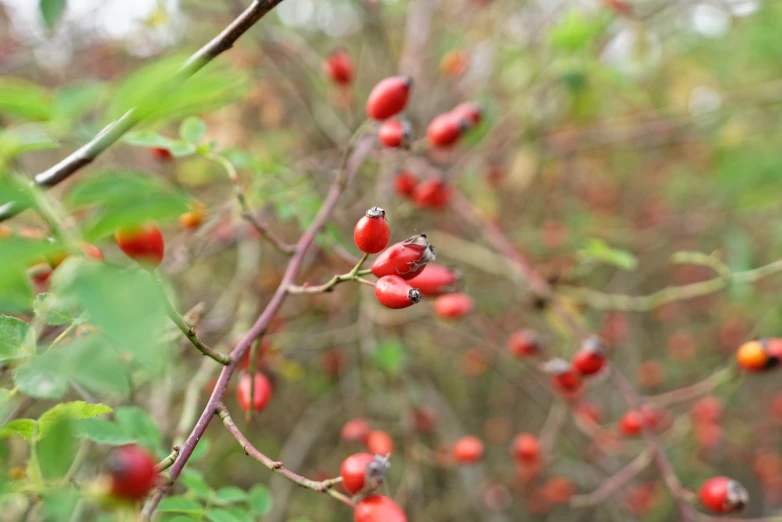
287;251;375;294
154;446;181;473
210;153;295;255
215;403;355;507
154;274;232;365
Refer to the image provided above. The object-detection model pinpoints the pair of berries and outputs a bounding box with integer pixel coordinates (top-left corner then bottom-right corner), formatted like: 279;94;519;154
394;173;452;210
451;435;484;463
372;234;435;310
426;102;481;148
340;419;395;456
542;336;607;395
106;445;159;501
736;338;782;371
340;453;390;495
236;373;273;413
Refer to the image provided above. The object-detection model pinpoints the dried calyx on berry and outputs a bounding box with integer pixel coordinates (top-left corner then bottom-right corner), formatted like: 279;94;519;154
363;454;391;492
366;207;386;219
724;479;749;512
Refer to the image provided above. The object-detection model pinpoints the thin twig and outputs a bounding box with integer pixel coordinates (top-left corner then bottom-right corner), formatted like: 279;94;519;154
215;403;353;507
141;126;374;519
155;446;181;472
287;252;372;294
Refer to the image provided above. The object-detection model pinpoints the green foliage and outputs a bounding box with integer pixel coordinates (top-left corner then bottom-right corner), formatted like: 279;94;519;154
0;315;34;361
180;117;207;144
108;54;249;123
158;497;205;515
0;78;53;121
33;293;76;326
576;238;638;271
372;337;406;376
39;0;67;32
0;126;59;166
548;9;605;53
247;485;273;515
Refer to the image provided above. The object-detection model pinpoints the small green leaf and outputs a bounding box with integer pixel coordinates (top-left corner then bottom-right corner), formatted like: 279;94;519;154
180;472;212;500
372;337;406;376
0;126;59;163
123;131;175;149
179;117;207;144
13;363;69;400
38;401;112;440
37;417;79;480
0;78;53;121
114;406;161;451
74;418;135;445
247;485;272;515
33;293;75;326
206;508;244;522
0;419;35;440
576;239;638;271
41;486;80;521
157;497;204;515
0;315;34;361
213;487;246;505
40;0;67;32
168;141;197;158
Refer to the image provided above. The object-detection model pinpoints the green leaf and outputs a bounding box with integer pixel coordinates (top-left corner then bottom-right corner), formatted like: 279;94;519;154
0;267;33;314
40;0;67;32
0;78;53;121
59;337;131;398
53;83;106;122
52;259;169;359
123;131;175;149
576;239;638;271
0;315;34;361
548;8;603;53
0;126;59;163
0;419;35;440
167;141;197;158
114;406;161;451
179;117;207;144
213;487;246;505
166;518;198;522
38;401;112;440
65;172;186;209
157;497;204;515
206;509;244;522
13;362;69;400
0;176;35;219
372;337;406;376
41;486;79;521
33;293;75;326
189;437;210;462
180;472;212;500
247;485;272;515
74;418;135;446
109;54;249;124
37;417;79;480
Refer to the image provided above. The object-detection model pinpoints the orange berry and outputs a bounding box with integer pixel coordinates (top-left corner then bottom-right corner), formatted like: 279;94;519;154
736;340;770;371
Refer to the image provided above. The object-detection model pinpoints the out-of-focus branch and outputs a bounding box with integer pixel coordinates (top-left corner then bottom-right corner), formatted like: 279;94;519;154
215;403;353;507
141;128;374;519
0;0;287;221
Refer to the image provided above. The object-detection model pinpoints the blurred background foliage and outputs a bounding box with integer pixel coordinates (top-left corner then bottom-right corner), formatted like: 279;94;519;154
1;0;782;521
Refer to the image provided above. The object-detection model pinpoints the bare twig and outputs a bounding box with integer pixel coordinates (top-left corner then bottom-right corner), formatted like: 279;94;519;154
155;446;181;472
215;403;353;507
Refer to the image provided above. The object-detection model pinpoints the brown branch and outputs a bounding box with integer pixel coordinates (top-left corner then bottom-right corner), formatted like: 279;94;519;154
140;129;374;519
215;403;353;507
0;0;286;221
570;449;653;507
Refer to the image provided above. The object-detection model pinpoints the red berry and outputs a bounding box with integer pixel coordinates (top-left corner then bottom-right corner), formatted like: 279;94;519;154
107;445;158;501
508;329;541;358
238;338;270;370
426;113;464;148
571;336;606;376
542;477;573;504
236;373;273;412
433;292;474;319
452;435;484;463
406;264;460;296
366;76;413;120
451;102;482;125
619;410;643;436
115;222;165;268
699;476;748;514
543;358;582;395
511;434;540;463
150;147;172;162
378;119;411;148
341;419;372;444
374;275;421;309
324;50;354;85
371;234;436;280
354;495;407;522
365;430;394;456
691;396;724;424
412;178;451;210
340;453;375;494
354;207;390;254
394;171;418;197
